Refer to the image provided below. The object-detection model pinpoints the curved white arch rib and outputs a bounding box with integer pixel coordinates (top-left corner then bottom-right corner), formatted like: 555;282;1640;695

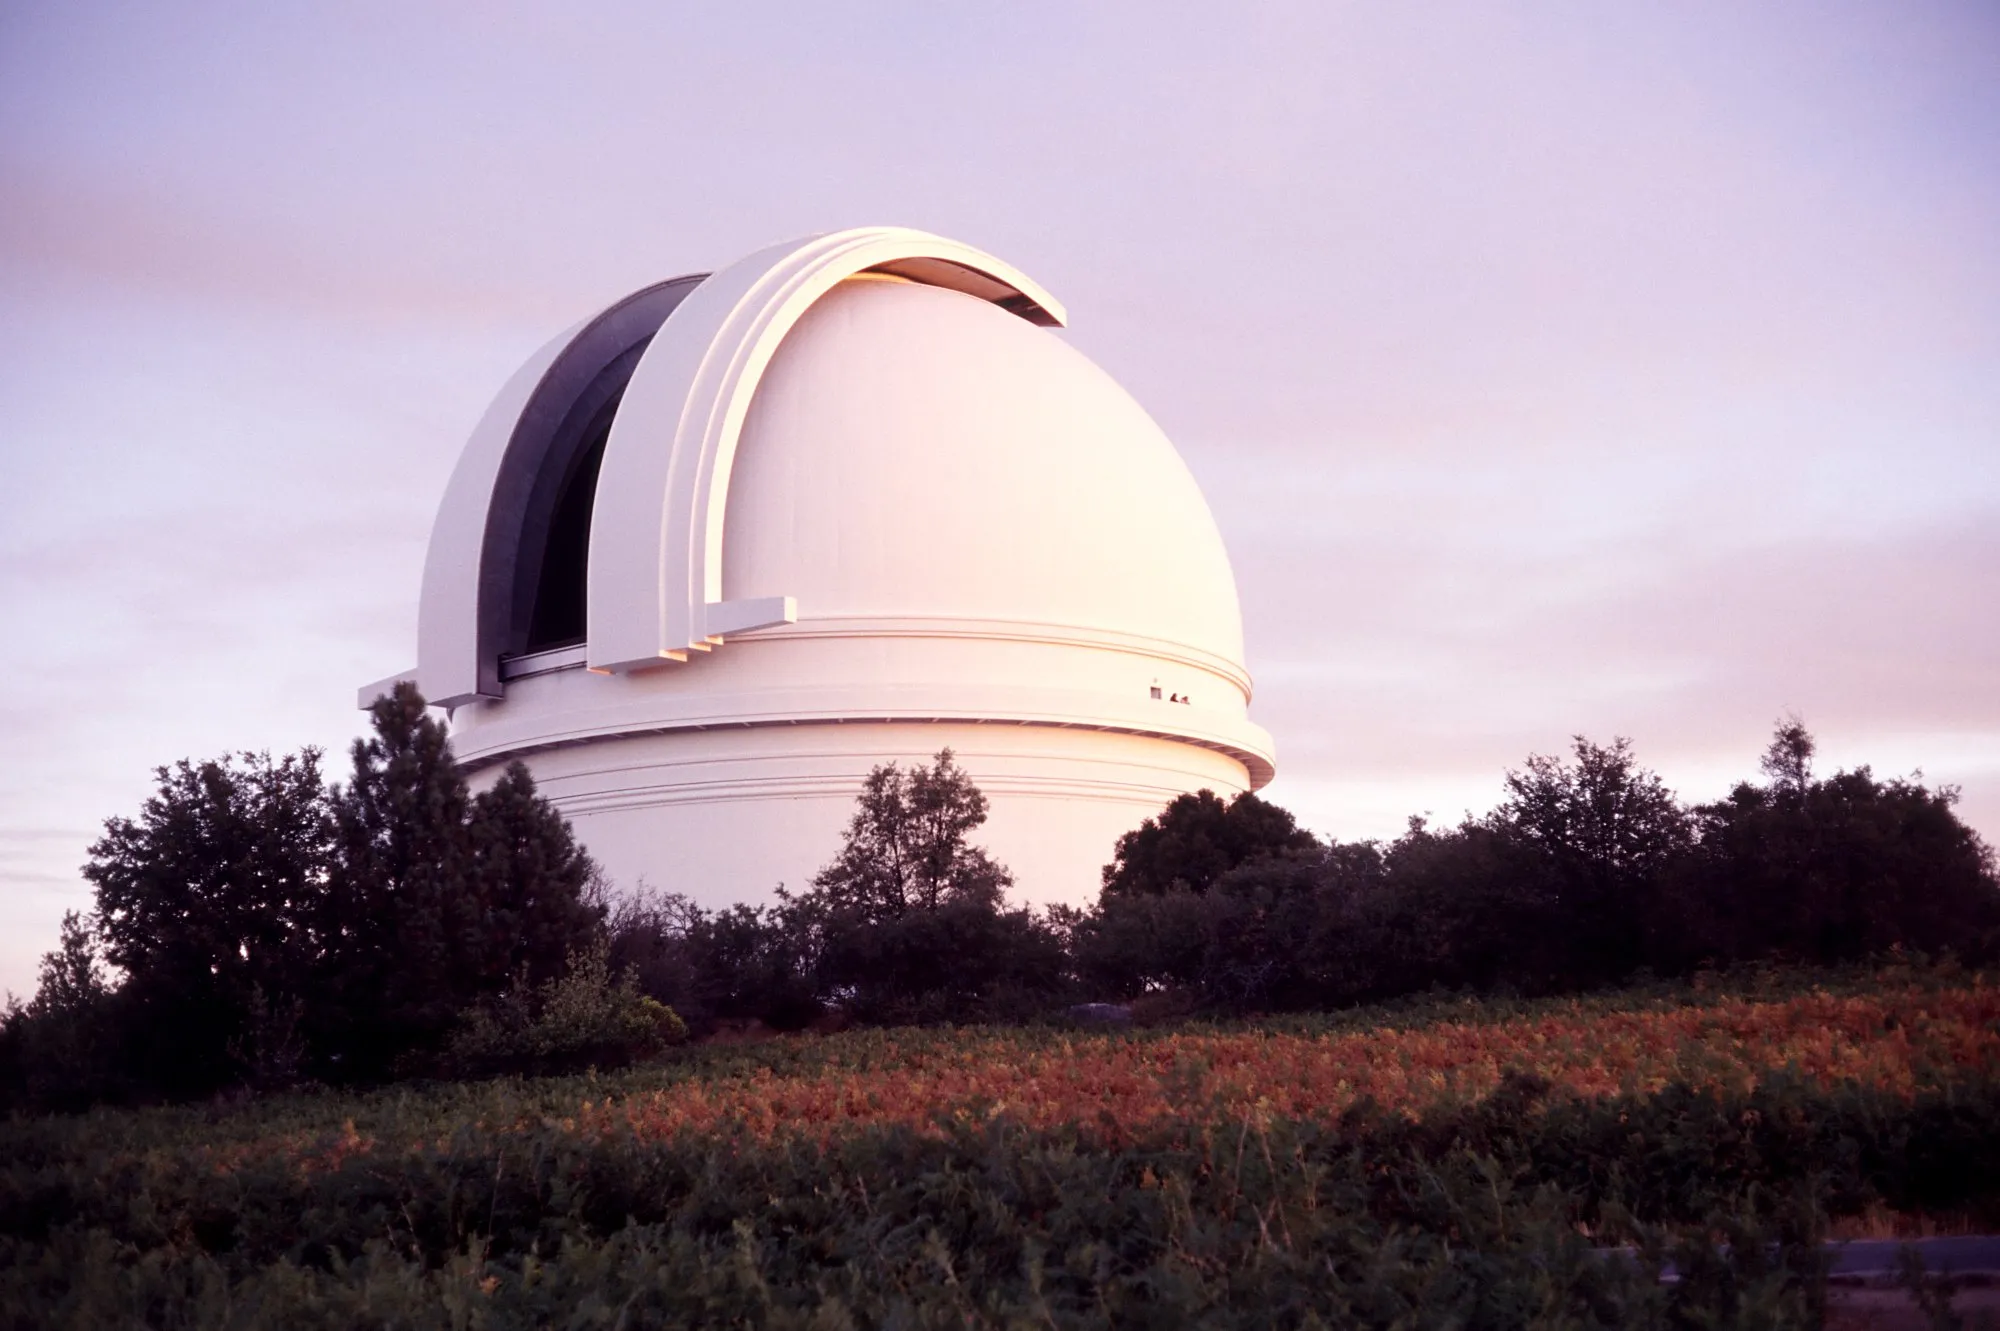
412;315;591;707
585;228;1067;672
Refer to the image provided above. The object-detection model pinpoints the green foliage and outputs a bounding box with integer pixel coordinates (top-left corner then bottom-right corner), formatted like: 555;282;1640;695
8;683;607;1109
22;705;2000;1124
807;747;1011;920
319;683;486;1070
0;914;120;1111
296;684;605;1081
82;748;332;1096
1078;723;2000;1011
607;892;802;1033
773;749;1071;1024
1668;765;2000;969
446;943;686;1077
814;893;1072;1025
1492;735;1694;986
1101;787;1319;897
619;895;826;1034
3;972;1997;1327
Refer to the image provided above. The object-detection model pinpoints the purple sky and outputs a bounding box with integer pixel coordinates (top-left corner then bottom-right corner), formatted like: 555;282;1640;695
3;2;1996;997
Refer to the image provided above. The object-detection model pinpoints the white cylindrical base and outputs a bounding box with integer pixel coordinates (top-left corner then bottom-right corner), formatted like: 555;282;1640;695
466;720;1251;911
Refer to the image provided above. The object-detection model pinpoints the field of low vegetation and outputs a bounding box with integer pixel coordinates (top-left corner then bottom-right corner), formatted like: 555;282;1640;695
242;970;1994;1151
6;964;1999;1327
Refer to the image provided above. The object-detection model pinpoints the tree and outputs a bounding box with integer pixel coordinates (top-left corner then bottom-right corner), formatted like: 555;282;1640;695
814;894;1071;1025
0;912;122;1110
605;890;824;1034
317;684;476;1069
1760;714;1815;794
18;683;606;1105
1496;737;1690;886
84;749;332;1095
799;751;1070;1023
463;761;605;994
25;911;111;1021
1673;721;2000;966
1490;736;1692;986
808;749;1011;922
319;683;604;1075
1101;789;1319;897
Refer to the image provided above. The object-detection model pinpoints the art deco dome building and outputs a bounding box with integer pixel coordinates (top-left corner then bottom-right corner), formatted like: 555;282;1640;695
364;228;1276;906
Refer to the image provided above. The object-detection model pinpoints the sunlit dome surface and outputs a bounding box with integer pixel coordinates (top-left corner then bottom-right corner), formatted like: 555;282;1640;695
372;227;1275;907
723;275;1246;663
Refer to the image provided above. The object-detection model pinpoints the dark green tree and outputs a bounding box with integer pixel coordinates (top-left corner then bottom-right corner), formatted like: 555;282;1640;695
607;895;822;1034
1489;736;1691;986
800;751;1069;1022
1101;789;1319;897
814;893;1070;1025
0;912;121;1110
83;749;332;1094
318;685;474;1069
808;749;1011;922
1760;713;1815;793
464;761;605;992
320;683;603;1075
1362;818;1535;994
1672;722;2000;966
23;912;112;1021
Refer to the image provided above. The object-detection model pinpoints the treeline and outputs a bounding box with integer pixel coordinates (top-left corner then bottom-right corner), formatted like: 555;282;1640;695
6;699;1998;1113
603;720;2000;1032
1072;724;2000;1011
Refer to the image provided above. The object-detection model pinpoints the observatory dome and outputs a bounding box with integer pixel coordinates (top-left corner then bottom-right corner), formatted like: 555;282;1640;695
722;276;1245;665
366;228;1275;908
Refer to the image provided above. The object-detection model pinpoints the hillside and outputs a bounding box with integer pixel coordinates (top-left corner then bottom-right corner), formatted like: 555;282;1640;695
5;962;1997;1328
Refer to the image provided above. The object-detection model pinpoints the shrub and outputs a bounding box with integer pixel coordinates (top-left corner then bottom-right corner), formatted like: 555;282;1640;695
1668;765;2000;969
814;894;1073;1025
606;891;821;1034
445;944;686;1077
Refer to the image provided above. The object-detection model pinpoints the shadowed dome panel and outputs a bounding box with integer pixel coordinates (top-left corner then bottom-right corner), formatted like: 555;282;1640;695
719;277;1246;670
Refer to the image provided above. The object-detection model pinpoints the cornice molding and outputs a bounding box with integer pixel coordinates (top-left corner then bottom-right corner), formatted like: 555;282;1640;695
452;685;1276;788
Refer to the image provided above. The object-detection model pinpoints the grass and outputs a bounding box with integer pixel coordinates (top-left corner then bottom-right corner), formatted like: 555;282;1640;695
4;961;1995;1328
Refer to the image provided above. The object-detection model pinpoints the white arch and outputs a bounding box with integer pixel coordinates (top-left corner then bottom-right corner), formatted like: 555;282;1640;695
408;278;704;707
584;228;1067;672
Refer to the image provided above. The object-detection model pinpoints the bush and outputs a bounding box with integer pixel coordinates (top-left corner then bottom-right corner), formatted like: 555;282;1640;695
814;894;1073;1025
445;944;686;1077
1668;767;2000;968
6;982;1999;1329
606;892;822;1034
1073;723;2000;1015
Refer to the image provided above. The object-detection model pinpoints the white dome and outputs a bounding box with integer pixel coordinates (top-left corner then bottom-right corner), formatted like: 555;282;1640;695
372;228;1275;907
722;276;1245;665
